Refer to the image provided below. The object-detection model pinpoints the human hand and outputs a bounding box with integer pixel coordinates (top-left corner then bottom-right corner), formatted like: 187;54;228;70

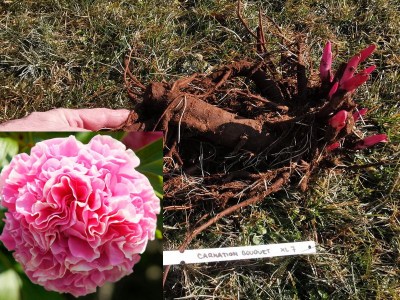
0;108;130;131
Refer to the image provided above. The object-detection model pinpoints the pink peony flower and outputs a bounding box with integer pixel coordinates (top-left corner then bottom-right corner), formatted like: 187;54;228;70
0;135;160;297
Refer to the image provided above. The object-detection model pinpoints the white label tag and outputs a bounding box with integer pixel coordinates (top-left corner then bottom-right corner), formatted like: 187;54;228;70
163;241;316;265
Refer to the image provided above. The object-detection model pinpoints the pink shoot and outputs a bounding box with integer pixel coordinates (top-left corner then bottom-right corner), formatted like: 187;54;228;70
359;44;376;63
363;65;376;75
340;54;361;84
355;134;388;149
329;110;348;131
340;72;369;92
328;81;339;99
340;65;375;92
320;41;332;83
327;141;341;151
353;108;368;122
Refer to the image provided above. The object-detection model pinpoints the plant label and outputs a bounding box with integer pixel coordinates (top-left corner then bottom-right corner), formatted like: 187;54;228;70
163;241;316;265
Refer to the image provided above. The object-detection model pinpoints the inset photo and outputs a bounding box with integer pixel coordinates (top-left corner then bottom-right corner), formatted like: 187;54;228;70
0;132;162;300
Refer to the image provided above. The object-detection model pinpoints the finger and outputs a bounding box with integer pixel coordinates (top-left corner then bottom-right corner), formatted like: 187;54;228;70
65;108;130;131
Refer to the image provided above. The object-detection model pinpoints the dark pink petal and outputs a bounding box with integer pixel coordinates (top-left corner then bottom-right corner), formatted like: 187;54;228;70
327;141;341;151
328;81;339;99
320;41;333;83
105;242;126;265
340;54;361;84
68;236;99;262
329;110;348;131
359;44;376;62
355;134;389;149
340;73;369;92
0;217;17;250
353;108;368;122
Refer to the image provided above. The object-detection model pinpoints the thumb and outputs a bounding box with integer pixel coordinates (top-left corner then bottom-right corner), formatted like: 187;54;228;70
65;108;131;130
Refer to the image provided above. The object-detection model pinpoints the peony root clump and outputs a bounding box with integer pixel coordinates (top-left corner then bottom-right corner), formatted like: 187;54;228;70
120;7;388;285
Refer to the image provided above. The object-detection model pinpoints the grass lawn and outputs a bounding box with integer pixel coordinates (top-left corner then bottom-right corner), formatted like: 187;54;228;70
1;0;399;299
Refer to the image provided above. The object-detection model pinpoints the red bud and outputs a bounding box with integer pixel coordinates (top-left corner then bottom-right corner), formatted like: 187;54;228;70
340;73;369;92
327;141;341;151
340;54;361;84
359;44;376;63
363;65;376;75
320;41;333;83
329;110;348;131
355;134;388;149
328;82;339;99
353;108;368;122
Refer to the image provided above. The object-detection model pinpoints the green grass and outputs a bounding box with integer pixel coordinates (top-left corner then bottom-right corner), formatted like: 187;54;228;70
1;0;399;299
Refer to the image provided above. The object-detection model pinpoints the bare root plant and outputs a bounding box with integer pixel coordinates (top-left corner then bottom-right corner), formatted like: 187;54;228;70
119;1;388;287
